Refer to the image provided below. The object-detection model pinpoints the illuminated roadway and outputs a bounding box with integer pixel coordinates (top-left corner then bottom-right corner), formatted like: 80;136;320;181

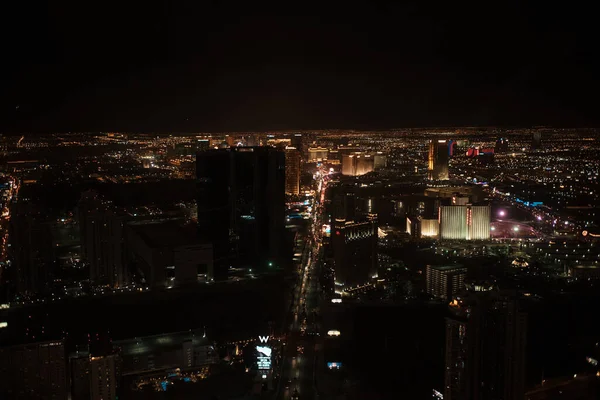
277;171;327;400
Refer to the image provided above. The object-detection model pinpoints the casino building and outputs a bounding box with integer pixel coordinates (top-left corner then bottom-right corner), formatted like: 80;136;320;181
440;205;491;240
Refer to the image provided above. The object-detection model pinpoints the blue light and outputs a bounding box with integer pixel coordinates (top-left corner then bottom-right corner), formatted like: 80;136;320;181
183;377;191;382
161;381;168;391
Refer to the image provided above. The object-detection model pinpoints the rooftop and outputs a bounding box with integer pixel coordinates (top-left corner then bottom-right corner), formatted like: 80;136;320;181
127;220;204;248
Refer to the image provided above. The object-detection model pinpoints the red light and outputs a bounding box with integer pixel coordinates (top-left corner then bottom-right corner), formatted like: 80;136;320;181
336;231;340;235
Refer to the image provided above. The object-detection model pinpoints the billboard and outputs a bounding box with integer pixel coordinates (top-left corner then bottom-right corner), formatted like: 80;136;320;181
256;336;271;370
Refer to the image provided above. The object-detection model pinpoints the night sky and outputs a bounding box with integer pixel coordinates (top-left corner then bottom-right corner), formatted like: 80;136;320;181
1;1;599;133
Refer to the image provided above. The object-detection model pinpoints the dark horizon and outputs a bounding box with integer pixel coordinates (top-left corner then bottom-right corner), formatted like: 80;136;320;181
2;2;600;133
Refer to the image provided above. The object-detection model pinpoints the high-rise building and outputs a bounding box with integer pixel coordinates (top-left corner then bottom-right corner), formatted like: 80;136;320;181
495;137;509;153
125;220;213;287
426;265;466;300
373;152;387;169
341;153;374;176
448;139;456;157
467;205;491;240
421;218;440;238
331;215;378;287
331;188;356;221
440;205;468;240
196;138;210;152
196;149;231;280
440;205;491;240
445;291;527;400
291;134;304;156
0;340;68;400
10;202;53;295
285;147;300;195
89;355;117;400
77;191;128;288
428;139;450;180
531;132;542;151
197;147;286;274
69;352;118;400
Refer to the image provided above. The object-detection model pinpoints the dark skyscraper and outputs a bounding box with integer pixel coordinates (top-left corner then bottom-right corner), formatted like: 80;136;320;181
10;203;52;295
197;147;285;276
495;137;509;153
531;132;542;151
77;191;128;288
428;139;450;180
196;149;232;280
448;139;456;157
231;147;286;269
291;134;304;157
331;215;378;288
445;290;527;400
0;340;68;400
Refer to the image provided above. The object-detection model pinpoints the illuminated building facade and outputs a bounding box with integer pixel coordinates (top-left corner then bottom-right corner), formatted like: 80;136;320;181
440;206;468;240
332;216;378;287
308;147;328;162
468;206;491;240
406;216;420;238
428;139;449;180
440;205;491;240
426;265;466;300
0;340;68;400
284;147;300;195
341;153;374;176
421;218;440;238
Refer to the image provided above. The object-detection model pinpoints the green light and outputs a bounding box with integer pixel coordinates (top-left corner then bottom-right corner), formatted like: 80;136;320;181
269;262;273;267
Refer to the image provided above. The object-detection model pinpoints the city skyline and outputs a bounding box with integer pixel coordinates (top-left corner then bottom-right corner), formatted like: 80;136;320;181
2;2;600;398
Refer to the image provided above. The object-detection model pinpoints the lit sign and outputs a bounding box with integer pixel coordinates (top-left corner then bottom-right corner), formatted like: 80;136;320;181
256;336;271;370
256;346;272;358
327;330;341;337
327;362;341;369
331;298;342;303
258;335;269;343
256;345;272;370
322;224;331;237
0;322;7;329
433;389;444;399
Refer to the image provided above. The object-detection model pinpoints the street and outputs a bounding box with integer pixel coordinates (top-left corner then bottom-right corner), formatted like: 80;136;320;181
277;172;327;400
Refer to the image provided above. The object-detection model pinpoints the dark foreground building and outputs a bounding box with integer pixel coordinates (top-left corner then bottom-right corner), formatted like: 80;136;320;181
197;147;286;279
445;290;527;400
